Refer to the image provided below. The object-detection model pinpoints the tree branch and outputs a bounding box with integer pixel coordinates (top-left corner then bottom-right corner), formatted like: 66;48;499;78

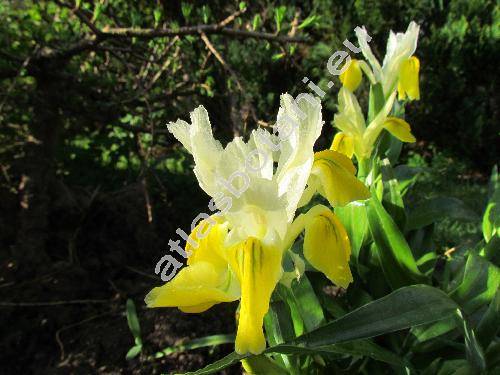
100;25;310;44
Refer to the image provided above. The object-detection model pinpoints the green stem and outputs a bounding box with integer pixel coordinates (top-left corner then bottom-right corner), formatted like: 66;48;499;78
357;158;371;182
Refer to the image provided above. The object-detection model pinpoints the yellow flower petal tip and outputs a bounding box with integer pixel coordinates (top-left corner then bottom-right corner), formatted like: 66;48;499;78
340;58;363;92
398;56;420;101
304;209;353;288
312;150;370;207
330;132;354;158
384;117;416;143
228;238;283;355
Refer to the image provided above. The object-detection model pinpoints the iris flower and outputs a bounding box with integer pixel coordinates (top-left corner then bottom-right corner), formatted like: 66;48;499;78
340;21;420;100
145;94;369;354
331;87;416;160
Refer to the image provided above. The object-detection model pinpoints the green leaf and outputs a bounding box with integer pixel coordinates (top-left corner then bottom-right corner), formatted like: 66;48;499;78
126;344;142;360
274;340;408;367
367;194;427;289
185;285;457;374
394;165;423;196
476;290;500;348
239;2;247;11
272;52;285;61
408;225;436;259
411;318;457;346
380;158;406;229
126;299;142;346
455;309;486;372
153;8;162;26
201;5;211;23
291;285;457;347
154;334;234;358
263;301;296;371
92;3;103;22
274;6;287;32
335;202;368;267
486;341;500;369
298;15;320;29
451;253;500;314
405;197;479;231
241;355;288;375
252;14;261;30
181;2;193;20
285;274;325;332
481;233;500;264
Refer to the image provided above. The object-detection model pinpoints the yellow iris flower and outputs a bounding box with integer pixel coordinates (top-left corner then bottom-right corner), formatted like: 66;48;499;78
343;22;421;101
145;94;369;355
331;87;416;160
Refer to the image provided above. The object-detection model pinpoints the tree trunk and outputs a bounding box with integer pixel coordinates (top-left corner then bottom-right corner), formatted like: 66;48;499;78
14;68;61;273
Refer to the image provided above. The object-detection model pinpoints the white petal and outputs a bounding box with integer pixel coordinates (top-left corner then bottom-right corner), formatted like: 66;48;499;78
275;93;323;221
355;26;382;81
167;105;224;197
167;119;192;153
381;21;420;94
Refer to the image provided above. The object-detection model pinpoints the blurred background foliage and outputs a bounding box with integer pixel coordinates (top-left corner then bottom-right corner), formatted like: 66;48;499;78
0;0;498;373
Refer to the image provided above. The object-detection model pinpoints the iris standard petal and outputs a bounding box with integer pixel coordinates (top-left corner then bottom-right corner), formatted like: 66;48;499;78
227;238;283;355
303;209;353;288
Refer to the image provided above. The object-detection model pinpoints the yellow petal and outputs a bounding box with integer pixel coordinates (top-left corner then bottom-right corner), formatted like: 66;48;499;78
186;217;227;268
227;238;283;355
383;117;416;143
311;150;370;207
303;209;353;288
340;58;363;91
145;261;240;312
330;132;354;158
398;56;420;101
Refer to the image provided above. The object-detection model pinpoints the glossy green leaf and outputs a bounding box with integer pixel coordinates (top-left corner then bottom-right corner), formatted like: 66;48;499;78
476;289;500;348
406;197;478;231
286;274;325;332
367;194;427;289
272;340;408;367
451;253;500;314
263;300;296;371
186;285;455;374
335;202;368;268
455;309;486;372
291;285;457;347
